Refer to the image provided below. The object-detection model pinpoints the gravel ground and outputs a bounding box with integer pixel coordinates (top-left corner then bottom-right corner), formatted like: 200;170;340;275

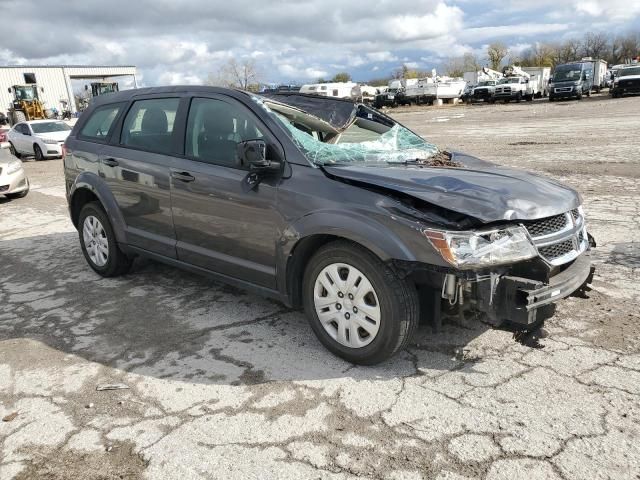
1;94;639;480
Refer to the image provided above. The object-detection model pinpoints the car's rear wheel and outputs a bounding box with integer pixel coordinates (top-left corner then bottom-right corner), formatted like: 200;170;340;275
34;144;44;161
8;142;21;158
303;241;419;365
78;202;132;277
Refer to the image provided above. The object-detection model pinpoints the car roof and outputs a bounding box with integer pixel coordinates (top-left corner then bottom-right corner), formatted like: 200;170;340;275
89;85;251;107
25;119;66;124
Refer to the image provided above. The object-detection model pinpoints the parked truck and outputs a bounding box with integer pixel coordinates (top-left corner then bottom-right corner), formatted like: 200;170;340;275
467;67;504;103
373;79;417;107
580;58;608;92
494;66;540;102
521;67;551;98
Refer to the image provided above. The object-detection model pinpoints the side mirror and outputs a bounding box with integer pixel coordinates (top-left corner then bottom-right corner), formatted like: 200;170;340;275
237;139;280;174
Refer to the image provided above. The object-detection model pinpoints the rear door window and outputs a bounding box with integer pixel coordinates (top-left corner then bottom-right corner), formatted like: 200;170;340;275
120;98;180;155
80;103;125;141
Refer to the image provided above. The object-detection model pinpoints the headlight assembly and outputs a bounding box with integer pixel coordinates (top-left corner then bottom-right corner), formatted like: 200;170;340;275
41;138;59;144
6;159;23;174
423;226;537;268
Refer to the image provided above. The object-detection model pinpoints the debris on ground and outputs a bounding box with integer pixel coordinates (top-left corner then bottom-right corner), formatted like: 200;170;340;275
2;411;18;422
96;383;129;391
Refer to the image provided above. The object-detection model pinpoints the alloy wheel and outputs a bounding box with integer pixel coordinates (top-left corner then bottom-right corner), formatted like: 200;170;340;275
313;262;381;348
82;215;109;267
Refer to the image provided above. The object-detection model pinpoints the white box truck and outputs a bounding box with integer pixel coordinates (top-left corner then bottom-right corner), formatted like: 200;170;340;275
581;58;608;92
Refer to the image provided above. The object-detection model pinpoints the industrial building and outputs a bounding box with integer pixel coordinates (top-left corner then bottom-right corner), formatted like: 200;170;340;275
0;65;137;116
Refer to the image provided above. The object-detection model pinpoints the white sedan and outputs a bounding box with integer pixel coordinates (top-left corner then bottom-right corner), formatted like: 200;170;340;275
7;120;72;160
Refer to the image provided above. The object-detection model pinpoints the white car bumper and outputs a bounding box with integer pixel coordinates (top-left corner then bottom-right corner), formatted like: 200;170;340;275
41;141;64;158
0;161;29;195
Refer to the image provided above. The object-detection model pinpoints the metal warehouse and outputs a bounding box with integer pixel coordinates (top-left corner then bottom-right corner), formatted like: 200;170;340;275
0;65;137;116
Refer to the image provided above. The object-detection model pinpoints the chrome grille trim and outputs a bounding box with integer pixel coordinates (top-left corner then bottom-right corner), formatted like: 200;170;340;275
523;209;588;266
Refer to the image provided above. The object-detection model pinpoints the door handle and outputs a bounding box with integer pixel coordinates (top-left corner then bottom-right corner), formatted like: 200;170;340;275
102;158;119;167
171;171;195;182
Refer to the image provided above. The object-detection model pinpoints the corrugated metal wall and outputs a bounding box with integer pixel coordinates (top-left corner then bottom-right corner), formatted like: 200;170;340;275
0;66;137;117
0;67;70;116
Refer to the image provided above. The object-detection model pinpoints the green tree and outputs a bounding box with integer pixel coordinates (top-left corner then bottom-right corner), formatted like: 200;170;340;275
331;72;352;82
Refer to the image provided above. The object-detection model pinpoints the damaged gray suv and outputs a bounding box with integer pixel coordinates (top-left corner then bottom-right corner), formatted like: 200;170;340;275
64;87;594;364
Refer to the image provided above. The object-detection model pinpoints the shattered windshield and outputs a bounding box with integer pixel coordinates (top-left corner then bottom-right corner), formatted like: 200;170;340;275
279;120;438;165
253;94;439;165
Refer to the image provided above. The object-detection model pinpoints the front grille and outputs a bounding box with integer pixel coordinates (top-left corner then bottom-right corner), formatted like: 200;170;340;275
0;185;8;192
524;214;567;237
539;239;574;260
619;79;640;88
555;87;572;93
0;167;3;176
571;208;580;221
524;209;587;265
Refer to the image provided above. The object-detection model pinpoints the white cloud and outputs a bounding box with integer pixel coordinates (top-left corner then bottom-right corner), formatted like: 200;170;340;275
366;51;398;62
1;0;637;85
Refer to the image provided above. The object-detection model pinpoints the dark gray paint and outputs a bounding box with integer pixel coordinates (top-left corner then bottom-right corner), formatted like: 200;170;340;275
64;86;582;307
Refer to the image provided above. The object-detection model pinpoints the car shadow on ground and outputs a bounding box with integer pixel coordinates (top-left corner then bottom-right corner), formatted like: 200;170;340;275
1;231;499;388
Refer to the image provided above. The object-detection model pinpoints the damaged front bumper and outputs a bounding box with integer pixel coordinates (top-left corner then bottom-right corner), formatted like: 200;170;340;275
472;252;595;326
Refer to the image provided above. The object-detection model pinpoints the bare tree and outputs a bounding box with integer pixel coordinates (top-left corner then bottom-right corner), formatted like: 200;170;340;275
487;42;509;70
518;43;556;67
462;52;481;72
581;32;609;59
442;57;465;77
210;58;261;91
616;33;640;63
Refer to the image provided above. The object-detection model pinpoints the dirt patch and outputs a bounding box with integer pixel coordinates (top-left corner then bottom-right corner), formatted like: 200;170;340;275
15;442;147;480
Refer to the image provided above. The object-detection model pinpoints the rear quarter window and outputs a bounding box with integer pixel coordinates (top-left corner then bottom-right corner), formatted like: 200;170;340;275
79;103;125;142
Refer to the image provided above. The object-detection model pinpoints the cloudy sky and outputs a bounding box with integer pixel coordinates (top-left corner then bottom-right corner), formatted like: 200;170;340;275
2;0;638;86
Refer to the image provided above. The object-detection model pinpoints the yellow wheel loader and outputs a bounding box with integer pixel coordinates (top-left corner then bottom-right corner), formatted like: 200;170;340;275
7;85;47;125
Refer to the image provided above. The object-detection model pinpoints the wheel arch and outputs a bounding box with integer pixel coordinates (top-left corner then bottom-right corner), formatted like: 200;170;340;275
69;173;127;243
279;212;418;308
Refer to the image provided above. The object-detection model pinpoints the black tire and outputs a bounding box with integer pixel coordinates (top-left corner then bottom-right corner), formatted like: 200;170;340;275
8;142;21;158
12;110;26;125
516;92;522;103
525;94;533;102
78;202;132;277
33;144;44;161
302;240;419;365
576;92;582;100
586;89;591;97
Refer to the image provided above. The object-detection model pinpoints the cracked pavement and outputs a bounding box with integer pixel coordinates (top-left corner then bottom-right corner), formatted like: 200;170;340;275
1;94;639;479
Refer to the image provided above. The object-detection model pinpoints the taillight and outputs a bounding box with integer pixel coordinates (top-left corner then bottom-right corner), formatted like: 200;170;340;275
62;143;67;158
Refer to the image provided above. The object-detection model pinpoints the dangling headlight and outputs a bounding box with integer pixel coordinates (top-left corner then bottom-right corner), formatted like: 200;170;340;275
423;226;537;268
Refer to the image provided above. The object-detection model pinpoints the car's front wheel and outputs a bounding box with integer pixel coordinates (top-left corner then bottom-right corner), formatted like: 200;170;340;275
78;202;132;277
34;144;44;161
303;241;419;365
